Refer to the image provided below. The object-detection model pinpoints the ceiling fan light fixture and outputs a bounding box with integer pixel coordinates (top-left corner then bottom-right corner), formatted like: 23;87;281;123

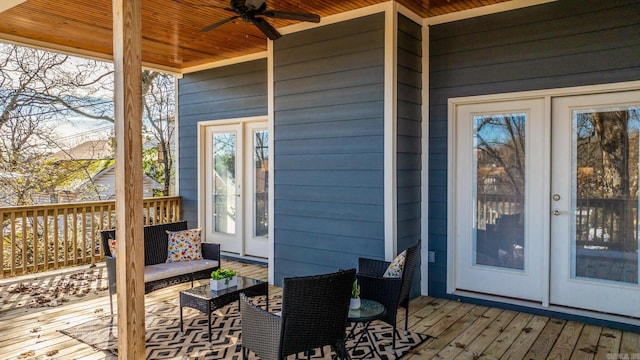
244;0;264;10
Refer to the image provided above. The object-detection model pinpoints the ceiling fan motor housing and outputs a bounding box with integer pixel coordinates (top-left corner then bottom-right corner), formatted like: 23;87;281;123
232;0;265;12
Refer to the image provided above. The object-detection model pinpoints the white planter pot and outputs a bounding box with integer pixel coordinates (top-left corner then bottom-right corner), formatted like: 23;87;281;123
350;297;361;310
210;276;238;291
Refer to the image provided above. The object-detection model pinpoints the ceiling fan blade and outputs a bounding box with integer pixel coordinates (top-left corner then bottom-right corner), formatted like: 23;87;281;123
262;10;320;23
251;17;282;40
200;15;240;32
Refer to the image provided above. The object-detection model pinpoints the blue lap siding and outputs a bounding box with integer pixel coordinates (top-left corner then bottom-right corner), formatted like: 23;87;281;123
397;14;422;297
177;60;268;227
273;14;386;285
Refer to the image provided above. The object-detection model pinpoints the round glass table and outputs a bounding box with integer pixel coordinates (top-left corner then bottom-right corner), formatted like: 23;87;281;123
347;299;386;359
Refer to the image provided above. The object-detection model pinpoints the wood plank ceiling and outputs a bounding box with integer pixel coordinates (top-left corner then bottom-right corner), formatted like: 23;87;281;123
0;0;508;72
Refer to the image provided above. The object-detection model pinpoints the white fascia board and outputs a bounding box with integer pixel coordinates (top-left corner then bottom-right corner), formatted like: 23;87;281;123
278;2;389;35
180;51;268;74
425;0;558;26
0;0;25;13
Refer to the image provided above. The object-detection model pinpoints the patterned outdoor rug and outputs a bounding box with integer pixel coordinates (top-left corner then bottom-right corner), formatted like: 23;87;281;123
61;296;429;359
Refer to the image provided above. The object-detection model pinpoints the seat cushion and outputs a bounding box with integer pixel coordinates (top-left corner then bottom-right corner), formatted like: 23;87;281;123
144;259;219;283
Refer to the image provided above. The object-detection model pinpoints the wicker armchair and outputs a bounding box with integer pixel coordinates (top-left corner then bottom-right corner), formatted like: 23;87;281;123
240;269;356;360
356;240;421;353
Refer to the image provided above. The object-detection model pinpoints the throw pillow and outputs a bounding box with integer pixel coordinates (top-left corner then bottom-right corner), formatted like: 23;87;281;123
107;237;117;257
383;250;407;278
166;228;203;263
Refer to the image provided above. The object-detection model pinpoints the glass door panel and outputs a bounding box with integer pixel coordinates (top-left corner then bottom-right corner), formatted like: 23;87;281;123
474;113;526;270
213;131;237;235
573;107;638;284
551;91;640;318
453;99;545;302
245;123;269;257
253;129;269;238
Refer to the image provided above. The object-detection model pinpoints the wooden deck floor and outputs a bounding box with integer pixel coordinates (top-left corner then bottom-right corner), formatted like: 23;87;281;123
1;260;638;359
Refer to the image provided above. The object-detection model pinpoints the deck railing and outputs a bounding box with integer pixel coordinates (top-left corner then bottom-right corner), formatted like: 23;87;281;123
0;196;181;277
478;194;638;251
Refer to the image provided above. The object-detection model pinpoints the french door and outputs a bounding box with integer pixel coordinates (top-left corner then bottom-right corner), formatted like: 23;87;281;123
204;122;269;258
452;99;547;302
550;91;640;317
452;90;640;318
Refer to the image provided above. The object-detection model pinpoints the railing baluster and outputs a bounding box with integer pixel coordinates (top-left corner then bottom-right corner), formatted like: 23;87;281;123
32;210;38;273
81;206;87;264
54;208;59;270
0;211;4;278
43;209;49;270
91;205;96;264
10;212;16;276
21;210;27;274
63;208;69;267
0;196;179;276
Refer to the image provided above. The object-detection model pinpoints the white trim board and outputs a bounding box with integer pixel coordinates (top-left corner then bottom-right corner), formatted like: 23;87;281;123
267;39;275;285
383;2;398;261
448;81;640;104
424;0;558;26
278;3;390;36
181;51;268;74
420;22;430;296
0;0;25;13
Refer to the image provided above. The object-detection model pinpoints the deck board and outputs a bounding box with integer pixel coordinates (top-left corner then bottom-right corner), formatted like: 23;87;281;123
0;260;639;359
501;315;549;359
525;318;566;359
594;328;622;360
547;321;584;359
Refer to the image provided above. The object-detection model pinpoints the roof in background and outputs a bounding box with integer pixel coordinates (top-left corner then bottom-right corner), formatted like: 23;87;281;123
49;140;113;161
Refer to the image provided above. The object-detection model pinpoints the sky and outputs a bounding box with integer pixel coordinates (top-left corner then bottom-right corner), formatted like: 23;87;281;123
52;117;113;148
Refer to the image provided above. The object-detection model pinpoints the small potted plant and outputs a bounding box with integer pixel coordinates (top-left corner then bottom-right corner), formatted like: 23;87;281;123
210;268;238;291
350;279;361;310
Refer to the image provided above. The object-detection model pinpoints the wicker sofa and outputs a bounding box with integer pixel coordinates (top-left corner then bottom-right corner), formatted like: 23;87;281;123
100;221;220;314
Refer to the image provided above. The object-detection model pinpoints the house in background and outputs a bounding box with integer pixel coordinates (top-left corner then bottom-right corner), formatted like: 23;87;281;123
35;140;161;203
1;0;639;335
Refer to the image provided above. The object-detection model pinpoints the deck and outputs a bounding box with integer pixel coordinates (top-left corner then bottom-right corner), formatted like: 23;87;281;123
0;260;638;359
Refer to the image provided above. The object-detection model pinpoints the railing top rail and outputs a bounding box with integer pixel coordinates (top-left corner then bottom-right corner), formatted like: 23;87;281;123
0;196;181;213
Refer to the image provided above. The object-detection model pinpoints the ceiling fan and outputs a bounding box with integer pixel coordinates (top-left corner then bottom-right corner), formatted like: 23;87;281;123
200;0;321;40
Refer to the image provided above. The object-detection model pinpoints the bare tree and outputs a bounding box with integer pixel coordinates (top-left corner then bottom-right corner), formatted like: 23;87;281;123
141;70;175;196
0;44;75;205
49;64;176;196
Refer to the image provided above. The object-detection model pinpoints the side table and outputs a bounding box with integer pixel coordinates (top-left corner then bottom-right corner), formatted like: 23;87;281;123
347;299;386;359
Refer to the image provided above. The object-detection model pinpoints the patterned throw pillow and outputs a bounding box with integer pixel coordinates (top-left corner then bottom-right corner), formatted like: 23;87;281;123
383;250;407;278
166;228;203;263
107;238;117;257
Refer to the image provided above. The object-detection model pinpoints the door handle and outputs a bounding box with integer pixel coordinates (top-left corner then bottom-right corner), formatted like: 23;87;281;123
553;209;561;216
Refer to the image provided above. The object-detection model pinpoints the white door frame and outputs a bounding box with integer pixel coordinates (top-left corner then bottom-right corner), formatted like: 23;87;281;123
197;116;269;258
450;98;548;302
447;80;640;322
243;122;269;258
204;123;243;254
550;90;640;318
